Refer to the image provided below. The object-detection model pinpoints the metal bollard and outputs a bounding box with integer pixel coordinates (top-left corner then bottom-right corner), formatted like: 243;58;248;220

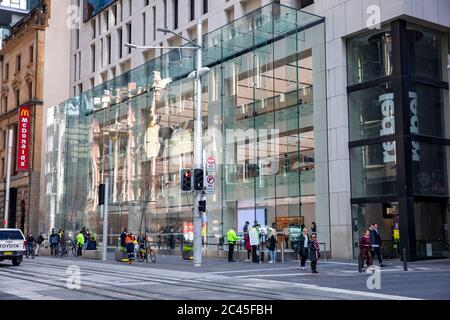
281;241;285;263
402;248;408;271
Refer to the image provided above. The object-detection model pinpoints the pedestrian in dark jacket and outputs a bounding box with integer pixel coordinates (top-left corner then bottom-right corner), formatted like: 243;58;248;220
309;234;320;273
120;228;127;248
298;228;310;270
359;230;373;272
267;234;276;263
370;224;384;266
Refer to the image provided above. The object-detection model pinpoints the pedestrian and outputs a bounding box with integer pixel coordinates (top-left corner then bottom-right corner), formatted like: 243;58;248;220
36;233;44;256
76;230;85;257
359;230;373;272
120;227;127;249
371;223;385;267
267;232;276;263
226;228;240;262
125;232;134;264
244;231;251;262
309;233;320;273
243;221;250;234
311;222;317;235
49;229;59;256
299;228;310;271
26;233;36;258
249;224;260;263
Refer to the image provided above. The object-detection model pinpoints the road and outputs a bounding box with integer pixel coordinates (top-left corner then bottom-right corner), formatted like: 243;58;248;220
0;256;449;300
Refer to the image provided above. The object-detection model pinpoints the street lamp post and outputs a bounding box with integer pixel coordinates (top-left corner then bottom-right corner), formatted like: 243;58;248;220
125;20;208;267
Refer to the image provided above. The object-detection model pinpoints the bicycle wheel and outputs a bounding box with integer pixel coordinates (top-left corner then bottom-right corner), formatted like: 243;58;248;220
72;245;78;256
137;250;145;263
148;248;156;263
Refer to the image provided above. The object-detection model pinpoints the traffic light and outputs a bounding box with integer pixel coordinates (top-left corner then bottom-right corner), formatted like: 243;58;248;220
180;169;192;191
198;200;206;212
193;169;204;191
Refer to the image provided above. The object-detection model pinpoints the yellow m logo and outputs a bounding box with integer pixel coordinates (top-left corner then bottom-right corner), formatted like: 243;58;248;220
20;109;30;117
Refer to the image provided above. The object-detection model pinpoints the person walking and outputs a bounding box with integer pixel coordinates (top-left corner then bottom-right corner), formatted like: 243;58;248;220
267;232;277;263
309;233;320;273
249;224;260;263
36;233;44;256
76;230;85;257
371;224;385;267
359;230;373;272
226;228;240;262
299;228;310;270
26;233;36;258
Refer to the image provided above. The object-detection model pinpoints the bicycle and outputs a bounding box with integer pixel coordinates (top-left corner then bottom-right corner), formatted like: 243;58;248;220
137;245;156;263
65;240;78;257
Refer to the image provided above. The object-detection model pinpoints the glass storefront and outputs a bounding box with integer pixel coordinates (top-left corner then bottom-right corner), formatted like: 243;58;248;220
348;21;450;260
44;4;329;251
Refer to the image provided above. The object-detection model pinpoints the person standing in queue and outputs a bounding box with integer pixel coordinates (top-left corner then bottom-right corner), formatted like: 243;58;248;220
249;224;260;263
226;228;240;262
309;233;320;273
76;230;85;257
299;228;310;271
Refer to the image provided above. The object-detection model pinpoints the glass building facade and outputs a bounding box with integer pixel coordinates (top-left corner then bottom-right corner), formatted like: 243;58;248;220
348;21;450;260
44;4;328;252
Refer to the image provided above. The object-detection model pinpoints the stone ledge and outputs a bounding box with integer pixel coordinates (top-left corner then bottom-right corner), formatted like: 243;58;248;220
81;250;102;260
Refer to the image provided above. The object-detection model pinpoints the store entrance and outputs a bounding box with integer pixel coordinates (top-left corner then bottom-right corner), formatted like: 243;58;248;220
352;202;400;259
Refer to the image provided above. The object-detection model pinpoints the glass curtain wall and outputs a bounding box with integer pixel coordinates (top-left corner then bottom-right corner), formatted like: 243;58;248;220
348;22;450;260
44;3;328;252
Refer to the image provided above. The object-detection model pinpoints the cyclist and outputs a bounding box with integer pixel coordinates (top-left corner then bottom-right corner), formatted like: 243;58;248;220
26;233;36;258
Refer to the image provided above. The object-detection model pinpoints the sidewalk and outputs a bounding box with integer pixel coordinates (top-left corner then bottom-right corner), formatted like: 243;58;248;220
55;249;450;274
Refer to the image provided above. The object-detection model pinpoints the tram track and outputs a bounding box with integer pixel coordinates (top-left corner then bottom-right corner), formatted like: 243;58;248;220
0;260;301;300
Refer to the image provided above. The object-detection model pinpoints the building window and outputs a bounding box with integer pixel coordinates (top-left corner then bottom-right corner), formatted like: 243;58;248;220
91;19;96;39
91;44;96;72
107;35;112;65
118;28;123;59
203;0;208;14
5;63;9;80
113;5;117;25
74;54;77;81
15;90;20;107
299;0;314;8
163;0;167;28
16;55;21;72
152;6;156;40
29;45;34;63
143;13;146;45
28;82;32;100
173;0;178;30
190;0;195;21
126;23;132;54
129;0;132;16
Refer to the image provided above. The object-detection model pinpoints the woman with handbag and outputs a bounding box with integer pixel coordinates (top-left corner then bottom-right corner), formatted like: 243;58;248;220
309;234;320;274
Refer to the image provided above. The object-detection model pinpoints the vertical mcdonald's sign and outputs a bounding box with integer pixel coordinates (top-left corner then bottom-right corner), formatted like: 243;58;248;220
17;106;31;171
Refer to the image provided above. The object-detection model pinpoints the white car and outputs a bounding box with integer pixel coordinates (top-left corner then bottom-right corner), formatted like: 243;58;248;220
0;229;26;266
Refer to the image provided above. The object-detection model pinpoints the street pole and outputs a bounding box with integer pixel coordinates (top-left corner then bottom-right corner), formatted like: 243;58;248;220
4;128;13;228
193;20;203;267
102;177;109;261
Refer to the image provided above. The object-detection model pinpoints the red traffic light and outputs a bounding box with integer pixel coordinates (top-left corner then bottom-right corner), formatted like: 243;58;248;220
185;171;192;177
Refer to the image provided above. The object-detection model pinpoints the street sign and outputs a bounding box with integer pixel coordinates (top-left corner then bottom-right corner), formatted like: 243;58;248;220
205;175;216;194
206;156;216;173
